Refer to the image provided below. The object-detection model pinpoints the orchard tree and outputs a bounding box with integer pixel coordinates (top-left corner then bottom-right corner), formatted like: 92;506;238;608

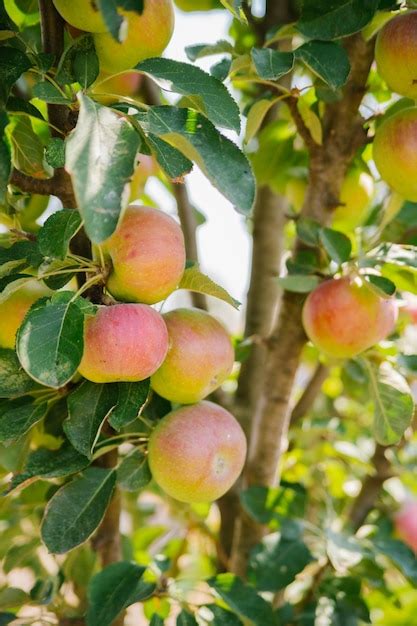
2;1;417;625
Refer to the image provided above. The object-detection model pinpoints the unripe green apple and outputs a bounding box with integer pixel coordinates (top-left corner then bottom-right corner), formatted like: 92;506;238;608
394;501;417;552
373;107;417;201
302;276;398;359
102;205;185;305
376;11;417;99
53;0;107;32
174;0;222;11
151;308;234;404
285;177;306;212
0;280;50;349
78;303;168;383
148;401;246;503
93;0;174;74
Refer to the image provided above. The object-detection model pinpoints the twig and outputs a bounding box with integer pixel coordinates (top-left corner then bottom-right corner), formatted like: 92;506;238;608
286;95;320;152
290;363;329;425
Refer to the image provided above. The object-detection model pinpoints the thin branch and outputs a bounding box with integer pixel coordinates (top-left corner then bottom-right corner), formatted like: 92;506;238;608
290;363;329;425
286;95;320;152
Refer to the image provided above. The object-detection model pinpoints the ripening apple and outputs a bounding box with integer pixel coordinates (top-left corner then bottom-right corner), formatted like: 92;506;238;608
0;280;50;349
151;308;234;404
376;11;417;100
148;401;247;503
53;0;107;32
394;501;417;553
93;0;174;74
373;107;417;201
102;205;185;305
285;169;374;229
302;276;398;358
174;0;223;11
78;303;168;383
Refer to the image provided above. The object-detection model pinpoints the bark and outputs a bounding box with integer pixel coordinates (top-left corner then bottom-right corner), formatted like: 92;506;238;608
230;34;376;576
290;363;329;425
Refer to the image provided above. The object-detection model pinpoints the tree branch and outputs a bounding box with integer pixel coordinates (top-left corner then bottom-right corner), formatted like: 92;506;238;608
230;33;376;577
286;95;320;152
290;363;329;425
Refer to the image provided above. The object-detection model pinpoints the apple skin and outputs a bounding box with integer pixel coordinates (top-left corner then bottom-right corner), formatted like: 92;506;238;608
0;280;50;349
93;0;174;74
103;205;185;305
129;155;158;202
376;11;417;100
148;401;247;503
53;0;107;32
78;303;169;383
302;276;398;359
92;72;143;104
151;308;234;404
394;501;417;553
373;107;417;202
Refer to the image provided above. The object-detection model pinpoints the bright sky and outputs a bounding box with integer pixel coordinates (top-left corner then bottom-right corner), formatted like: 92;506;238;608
155;6;252;332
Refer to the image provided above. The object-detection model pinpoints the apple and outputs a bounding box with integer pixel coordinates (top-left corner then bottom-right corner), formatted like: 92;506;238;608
53;0;107;33
93;0;174;74
0;280;50;349
302;276;398;358
376;11;417;100
91;72;143;105
148;401;247;503
78;303;168;383
151;308;234;404
129;155;159;202
285;177;306;213
102;205;185;305
394;501;417;553
373;107;417;201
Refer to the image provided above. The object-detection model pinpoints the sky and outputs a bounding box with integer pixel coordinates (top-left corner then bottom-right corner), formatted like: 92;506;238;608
151;6;252;331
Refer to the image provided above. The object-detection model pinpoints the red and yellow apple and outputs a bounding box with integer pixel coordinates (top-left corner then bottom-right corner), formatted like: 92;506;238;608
148;401;246;503
151;308;234;404
302;276;398;358
0;280;50;349
394;501;417;553
129;155;159;202
93;0;174;74
373;107;417;201
92;72;143;105
376;11;417;99
78;303;168;383
102;205;185;305
53;0;107;33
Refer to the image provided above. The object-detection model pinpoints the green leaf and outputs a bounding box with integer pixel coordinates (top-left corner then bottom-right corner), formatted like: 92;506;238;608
45;137;65;168
6;96;45;120
185;40;233;62
38;210;82;260
364;274;396;297
0;348;38;398
294;41;350;91
41;467;116;554
277;275;320;293
8;442;89;493
73;45;99;89
297;0;379;40
0;139;10;205
146;134;193;180
32;81;72;104
373;538;417;584
319;227;352;264
208;574;276;626
137;57;240;133
0;47;32;105
3;539;39;574
204;605;243;625
240;484;307;524
109;380;150;431
219;0;245;20
177;610;198;626
117;449;151;492
0;588;28;610
178;262;240;308
248;532;313;592
251;48;294;80
364;360;414;445
65;382;118;458
86;561;150;626
7;116;49;178
145;106;255;215
245;99;277;144
66;94;140;243
16;291;85;389
0;397;48;442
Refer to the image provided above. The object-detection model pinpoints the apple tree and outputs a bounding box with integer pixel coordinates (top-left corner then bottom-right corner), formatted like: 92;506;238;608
1;1;417;625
